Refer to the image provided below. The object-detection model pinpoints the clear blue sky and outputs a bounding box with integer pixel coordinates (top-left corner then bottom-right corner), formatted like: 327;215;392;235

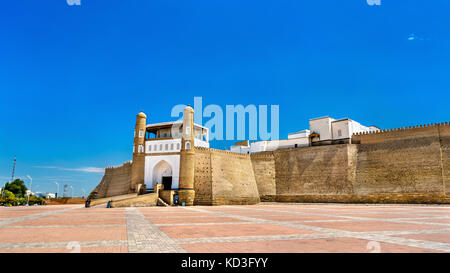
1;0;449;196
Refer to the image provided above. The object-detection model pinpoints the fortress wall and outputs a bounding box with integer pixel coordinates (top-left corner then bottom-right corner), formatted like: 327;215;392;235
250;152;276;201
195;148;260;205
90;162;132;199
269;123;449;203
273;145;356;203
350;123;449;203
354;128;443;195
194;150;213;205
439;124;450;195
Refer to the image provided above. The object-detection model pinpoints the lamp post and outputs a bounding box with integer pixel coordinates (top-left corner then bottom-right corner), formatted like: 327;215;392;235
54;181;59;199
26;175;32;206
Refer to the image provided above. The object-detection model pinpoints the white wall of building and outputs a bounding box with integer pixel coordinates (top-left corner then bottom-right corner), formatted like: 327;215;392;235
146;139;181;154
194;138;210;148
230;145;251;154
331;119;351;140
144;155;180;190
288;129;310;139
309;117;335;141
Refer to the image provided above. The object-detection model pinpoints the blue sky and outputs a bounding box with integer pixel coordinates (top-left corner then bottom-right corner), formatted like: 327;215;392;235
0;0;449;196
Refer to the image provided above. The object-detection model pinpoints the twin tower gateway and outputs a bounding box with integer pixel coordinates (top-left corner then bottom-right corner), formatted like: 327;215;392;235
131;106;208;206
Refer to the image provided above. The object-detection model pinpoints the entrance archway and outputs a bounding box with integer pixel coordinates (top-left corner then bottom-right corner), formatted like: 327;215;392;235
152;160;173;190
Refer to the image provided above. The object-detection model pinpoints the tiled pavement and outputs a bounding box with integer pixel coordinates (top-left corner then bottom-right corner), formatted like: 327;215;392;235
0;203;449;253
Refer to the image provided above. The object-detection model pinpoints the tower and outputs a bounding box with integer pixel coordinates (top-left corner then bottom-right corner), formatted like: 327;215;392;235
178;105;196;205
130;111;147;193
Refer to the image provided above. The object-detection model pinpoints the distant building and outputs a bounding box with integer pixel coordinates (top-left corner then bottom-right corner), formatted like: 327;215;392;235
230;116;380;154
46;193;56;199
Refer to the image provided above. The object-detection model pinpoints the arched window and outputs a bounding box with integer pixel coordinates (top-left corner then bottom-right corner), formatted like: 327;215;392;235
185;141;191;150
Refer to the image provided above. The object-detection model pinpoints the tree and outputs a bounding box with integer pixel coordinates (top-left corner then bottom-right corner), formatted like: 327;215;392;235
0;190;17;206
4;179;28;198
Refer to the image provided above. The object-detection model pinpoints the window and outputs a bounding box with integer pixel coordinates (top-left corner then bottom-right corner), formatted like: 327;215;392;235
186;126;191;135
154;145;157;151
148;145;152;152
170;143;174;150
165;144;168;150
185;141;191;150
338;129;342;137
138;145;144;153
138;130;144;138
160;144;163;151
177;143;180;150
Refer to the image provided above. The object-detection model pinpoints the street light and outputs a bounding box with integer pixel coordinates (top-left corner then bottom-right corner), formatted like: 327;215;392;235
54;181;59;198
26;175;32;206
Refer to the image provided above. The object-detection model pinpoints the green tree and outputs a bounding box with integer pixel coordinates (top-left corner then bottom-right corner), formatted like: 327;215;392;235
4;179;28;198
0;190;17;206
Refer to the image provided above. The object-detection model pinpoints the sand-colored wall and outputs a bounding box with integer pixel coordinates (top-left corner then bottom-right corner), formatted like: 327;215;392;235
110;193;157;207
250;152;276;201
263;122;449;203
89;162;132;199
194;148;260;205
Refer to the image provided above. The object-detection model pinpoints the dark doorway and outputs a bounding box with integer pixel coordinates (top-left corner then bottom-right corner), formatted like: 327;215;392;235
162;176;172;190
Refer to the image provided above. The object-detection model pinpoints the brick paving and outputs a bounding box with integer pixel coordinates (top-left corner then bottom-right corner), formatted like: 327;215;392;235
0;203;449;253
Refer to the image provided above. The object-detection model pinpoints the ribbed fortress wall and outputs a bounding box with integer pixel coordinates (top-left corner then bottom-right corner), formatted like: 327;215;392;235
90;162;132;199
271;144;357;201
352;122;449;201
248;122;449;203
250;152;276;201
194;148;260;205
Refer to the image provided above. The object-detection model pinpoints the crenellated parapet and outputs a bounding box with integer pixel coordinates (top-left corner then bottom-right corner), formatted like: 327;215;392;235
352;121;449;144
354;122;449;136
196;146;252;158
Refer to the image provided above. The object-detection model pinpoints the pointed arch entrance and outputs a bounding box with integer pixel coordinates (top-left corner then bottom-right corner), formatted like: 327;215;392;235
144;155;180;191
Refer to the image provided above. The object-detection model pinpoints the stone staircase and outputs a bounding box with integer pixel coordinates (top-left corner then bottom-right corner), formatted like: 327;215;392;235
157;197;170;207
90;193;138;206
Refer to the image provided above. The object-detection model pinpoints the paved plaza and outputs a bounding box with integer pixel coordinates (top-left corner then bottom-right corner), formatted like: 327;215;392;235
0;203;449;253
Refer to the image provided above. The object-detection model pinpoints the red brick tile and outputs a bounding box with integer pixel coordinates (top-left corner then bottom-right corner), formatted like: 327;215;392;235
160;223;318;239
395;233;450;244
147;216;247;224
301;221;443;232
181;238;443;253
0;227;127;243
0;245;128;253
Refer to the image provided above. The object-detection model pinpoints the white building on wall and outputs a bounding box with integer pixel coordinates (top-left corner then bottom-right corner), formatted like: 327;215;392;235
46;193;56;199
309;116;379;145
230;116;379;154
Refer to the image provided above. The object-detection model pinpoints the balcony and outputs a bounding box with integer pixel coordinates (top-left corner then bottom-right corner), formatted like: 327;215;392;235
145;138;181;154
